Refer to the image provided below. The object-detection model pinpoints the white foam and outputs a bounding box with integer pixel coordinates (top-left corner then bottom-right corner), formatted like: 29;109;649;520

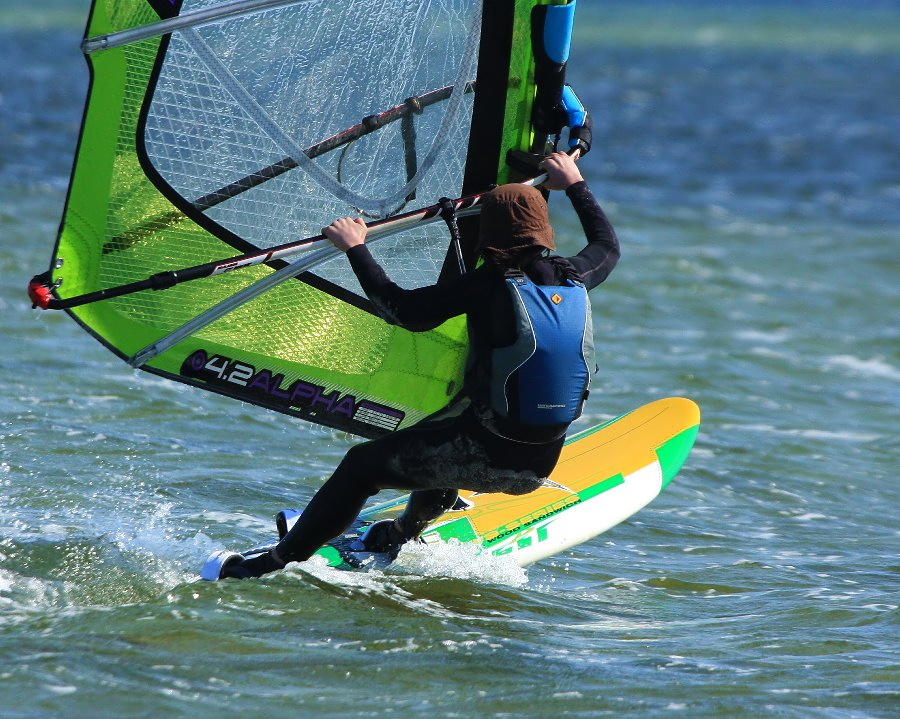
792;512;828;522
393;539;527;587
719;422;880;443
0;568;63;623
735;329;792;344
788;428;880;442
282;540;527;592
824;355;900;381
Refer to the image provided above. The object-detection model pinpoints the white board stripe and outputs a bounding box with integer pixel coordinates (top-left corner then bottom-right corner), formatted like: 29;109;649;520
492;460;664;566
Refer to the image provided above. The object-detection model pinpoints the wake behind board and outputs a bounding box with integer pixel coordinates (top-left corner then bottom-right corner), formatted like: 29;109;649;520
201;397;700;579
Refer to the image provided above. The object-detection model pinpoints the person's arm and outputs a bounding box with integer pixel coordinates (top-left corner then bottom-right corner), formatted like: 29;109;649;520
564;182;620;290
323;217;479;331
539;152;620;289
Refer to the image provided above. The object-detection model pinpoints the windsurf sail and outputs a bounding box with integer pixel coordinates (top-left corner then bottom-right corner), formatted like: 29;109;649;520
30;0;591;438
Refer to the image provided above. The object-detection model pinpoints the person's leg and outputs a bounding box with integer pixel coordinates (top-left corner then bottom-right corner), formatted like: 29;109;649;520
223;418;463;578
275;442;380;563
221;443;378;578
396;488;459;540
349;488;460;556
221;407;565;579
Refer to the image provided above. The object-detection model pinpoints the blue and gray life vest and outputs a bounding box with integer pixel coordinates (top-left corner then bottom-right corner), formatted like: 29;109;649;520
490;270;594;426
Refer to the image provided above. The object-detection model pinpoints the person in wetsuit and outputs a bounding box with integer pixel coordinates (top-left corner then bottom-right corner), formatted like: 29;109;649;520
221;151;619;578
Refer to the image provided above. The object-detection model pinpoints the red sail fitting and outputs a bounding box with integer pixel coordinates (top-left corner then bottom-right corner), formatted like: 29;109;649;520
28;272;55;310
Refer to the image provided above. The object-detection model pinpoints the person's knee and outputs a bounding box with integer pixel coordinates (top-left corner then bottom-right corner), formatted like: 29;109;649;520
398;488;458;538
338;444;381;496
433;489;459;519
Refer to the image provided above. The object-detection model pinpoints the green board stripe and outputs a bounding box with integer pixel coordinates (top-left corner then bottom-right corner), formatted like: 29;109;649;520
578;474;626;501
429;516;480;544
657;425;700;490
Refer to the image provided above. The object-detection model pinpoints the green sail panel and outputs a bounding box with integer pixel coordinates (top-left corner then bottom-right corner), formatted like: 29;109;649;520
44;0;569;437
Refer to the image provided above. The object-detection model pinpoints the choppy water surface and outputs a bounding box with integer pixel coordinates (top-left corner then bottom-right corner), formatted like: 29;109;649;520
1;1;897;717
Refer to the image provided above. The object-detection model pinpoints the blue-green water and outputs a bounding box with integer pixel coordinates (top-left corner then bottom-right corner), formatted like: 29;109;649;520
1;1;898;717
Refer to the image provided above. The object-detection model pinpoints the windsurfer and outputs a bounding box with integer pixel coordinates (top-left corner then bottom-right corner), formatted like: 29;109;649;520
220;151;620;578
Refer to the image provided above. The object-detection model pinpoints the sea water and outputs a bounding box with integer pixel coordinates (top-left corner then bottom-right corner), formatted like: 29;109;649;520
1;1;897;716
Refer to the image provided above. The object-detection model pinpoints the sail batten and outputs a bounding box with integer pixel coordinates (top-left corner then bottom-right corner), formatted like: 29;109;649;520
83;0;305;54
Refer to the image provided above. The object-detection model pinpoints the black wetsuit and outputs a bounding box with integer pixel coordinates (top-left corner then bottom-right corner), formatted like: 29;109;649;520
272;181;620;563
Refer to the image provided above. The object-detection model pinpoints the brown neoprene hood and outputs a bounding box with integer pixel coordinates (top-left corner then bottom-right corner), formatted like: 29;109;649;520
476;184;555;260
